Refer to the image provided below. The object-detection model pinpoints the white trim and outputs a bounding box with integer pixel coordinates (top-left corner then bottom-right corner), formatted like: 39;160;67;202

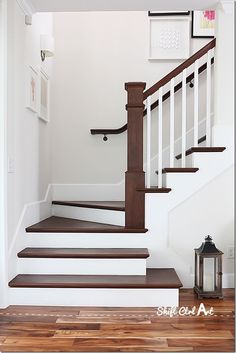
0;0;8;308
188;273;234;288
15;0;35;16
8;184;52;255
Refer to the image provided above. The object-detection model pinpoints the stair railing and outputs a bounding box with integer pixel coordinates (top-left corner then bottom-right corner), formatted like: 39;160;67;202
125;39;216;229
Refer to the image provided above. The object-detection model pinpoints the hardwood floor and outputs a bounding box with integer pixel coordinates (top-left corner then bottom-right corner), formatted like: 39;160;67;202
0;289;234;352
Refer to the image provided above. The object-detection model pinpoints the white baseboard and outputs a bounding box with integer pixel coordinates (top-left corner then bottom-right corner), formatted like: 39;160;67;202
185;273;234;288
8;185;53;280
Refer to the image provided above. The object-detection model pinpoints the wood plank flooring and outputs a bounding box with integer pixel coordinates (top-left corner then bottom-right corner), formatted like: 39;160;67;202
0;289;234;352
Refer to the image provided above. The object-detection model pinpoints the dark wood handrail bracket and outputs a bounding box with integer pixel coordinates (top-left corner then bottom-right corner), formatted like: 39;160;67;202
90;39;216;139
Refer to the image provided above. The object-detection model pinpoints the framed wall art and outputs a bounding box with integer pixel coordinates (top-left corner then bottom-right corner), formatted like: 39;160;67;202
148;11;190;17
26;66;38;113
191;10;215;38
38;69;50;122
149;18;190;60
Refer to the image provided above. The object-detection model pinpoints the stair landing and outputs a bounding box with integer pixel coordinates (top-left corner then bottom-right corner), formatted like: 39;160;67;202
26;216;148;233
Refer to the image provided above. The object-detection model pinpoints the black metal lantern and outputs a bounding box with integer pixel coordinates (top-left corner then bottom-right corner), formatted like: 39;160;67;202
194;235;223;299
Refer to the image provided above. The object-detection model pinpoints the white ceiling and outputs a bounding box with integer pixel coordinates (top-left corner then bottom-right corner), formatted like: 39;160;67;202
28;0;219;12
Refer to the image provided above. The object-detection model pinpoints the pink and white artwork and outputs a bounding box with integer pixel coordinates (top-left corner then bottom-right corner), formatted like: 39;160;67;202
27;66;38;113
192;10;215;38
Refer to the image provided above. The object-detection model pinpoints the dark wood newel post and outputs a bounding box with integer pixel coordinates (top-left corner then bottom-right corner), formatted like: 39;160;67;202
125;82;146;229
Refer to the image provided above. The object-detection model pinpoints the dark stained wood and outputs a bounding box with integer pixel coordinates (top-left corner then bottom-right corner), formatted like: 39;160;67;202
25;216;148;234
0;289;234;352
175;147;226;160
90;59;214;138
156;168;199;174
136;187;171;193
17;248;150;259
8;269;182;289
125;82;146;229
52;201;125;212
143;39;216;99
198;135;207;144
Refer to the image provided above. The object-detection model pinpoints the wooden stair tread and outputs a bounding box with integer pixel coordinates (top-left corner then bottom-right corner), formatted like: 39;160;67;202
156;168;199;174
52;201;125;211
25;216;148;233
18;247;150;259
9;268;182;288
176;147;226;160
137;187;171;193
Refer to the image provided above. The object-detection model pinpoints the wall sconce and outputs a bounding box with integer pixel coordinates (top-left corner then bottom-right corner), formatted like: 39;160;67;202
194;235;223;299
40;35;55;62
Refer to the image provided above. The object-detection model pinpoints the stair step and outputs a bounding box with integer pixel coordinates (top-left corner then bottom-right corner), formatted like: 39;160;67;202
9;268;182;288
136;187;171;193
156;168;199;174
18;247;150;259
52;201;125;211
25;216;148;233
175;147;226;160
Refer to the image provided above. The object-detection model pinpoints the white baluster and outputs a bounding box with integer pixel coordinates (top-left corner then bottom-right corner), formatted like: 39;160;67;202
194;59;199;147
181;69;187;167
169;78;175;168
146;96;151;188
206;50;212;146
158;87;163;188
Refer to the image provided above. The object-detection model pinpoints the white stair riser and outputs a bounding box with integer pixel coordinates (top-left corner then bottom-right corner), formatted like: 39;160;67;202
17;258;146;275
24;234;147;248
52;205;125;226
175;155;193;168
192;152;228;172
8;288;179;307
164;173;198;188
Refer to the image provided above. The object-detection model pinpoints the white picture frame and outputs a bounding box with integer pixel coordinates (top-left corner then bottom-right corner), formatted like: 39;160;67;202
38;69;50;123
26;66;38;113
149;18;190;60
191;11;215;38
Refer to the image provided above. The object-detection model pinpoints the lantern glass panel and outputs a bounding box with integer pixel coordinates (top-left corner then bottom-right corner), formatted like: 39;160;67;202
203;258;214;291
196;255;199;287
215;258;219;290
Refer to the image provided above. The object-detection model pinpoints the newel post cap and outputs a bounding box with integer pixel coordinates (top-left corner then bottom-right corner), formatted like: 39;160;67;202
125;82;146;91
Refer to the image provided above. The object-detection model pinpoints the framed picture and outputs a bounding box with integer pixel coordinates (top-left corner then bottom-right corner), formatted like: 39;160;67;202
191;10;215;38
149;18;190;60
26;66;38;113
148;11;190;17
38;69;50;122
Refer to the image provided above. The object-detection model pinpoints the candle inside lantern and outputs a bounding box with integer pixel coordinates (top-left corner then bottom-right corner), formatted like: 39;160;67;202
204;274;214;291
203;258;214;291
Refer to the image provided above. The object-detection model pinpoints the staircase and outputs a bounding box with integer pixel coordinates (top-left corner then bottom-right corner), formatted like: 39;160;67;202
8;38;229;307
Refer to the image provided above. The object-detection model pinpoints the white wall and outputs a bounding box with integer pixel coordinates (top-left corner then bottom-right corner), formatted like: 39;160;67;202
6;0;53;246
51;11;209;185
169;166;234;283
214;1;234;125
0;0;8;309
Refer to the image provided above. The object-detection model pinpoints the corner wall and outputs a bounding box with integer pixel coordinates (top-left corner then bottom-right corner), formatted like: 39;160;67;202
6;0;53;246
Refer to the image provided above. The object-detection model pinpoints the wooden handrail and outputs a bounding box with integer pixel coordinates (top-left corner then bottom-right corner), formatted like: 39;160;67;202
90;57;214;138
143;38;216;99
